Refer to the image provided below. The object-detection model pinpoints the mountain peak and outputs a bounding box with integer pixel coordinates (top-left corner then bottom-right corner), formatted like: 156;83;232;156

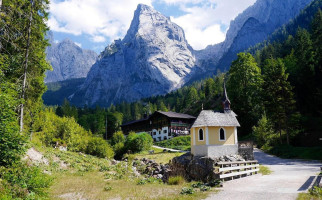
71;3;196;107
136;4;154;13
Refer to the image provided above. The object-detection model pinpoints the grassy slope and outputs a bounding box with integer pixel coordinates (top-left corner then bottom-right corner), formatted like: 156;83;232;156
36;147;211;200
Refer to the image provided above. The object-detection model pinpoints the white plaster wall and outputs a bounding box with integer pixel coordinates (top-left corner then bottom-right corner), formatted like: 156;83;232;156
192;144;238;158
151;127;169;141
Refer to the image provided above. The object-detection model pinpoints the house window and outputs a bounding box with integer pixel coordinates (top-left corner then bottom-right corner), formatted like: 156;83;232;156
198;128;204;141
219;128;226;141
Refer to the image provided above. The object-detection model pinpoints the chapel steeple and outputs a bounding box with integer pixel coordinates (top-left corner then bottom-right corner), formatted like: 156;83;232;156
222;80;231;113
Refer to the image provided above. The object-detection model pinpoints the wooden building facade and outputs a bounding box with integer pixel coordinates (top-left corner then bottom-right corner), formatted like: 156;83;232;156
121;111;196;141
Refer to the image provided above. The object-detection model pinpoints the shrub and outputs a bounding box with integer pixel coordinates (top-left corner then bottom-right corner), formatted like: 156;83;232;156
155;136;191;151
104;185;112;191
111;131;125;146
180;187;195;195
0;85;26;166
86;137;114;158
113;142;126;160
134;133;153;152
124;132;137;151
252;114;276;148
124;132;153;153
0;163;52;199
33;109;91;152
199;185;211;191
309;186;322;197
168;176;185;185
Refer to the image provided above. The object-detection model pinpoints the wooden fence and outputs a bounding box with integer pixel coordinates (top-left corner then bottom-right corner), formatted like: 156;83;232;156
217;160;259;180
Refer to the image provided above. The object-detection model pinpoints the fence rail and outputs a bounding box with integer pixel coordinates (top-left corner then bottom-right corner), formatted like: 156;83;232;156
217;160;259;180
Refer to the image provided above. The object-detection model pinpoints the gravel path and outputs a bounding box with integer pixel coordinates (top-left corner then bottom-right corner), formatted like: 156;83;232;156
206;148;321;200
152;145;188;153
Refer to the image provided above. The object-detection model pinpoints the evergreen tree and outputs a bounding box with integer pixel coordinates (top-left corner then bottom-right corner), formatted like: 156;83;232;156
204;78;215;97
186;87;198;106
252;114;275;148
0;0;51;132
262;58;295;144
158;101;168;112
311;9;322;113
293;28;316;113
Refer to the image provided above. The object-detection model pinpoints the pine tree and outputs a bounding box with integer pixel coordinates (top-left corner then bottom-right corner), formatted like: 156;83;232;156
293;28;315;113
204;78;215;98
186;87;198;107
262;58;295;144
0;0;51;132
311;9;322;113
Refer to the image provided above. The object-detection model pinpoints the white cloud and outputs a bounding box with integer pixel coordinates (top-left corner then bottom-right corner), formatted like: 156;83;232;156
91;35;106;43
48;0;256;50
164;0;256;49
48;0;152;43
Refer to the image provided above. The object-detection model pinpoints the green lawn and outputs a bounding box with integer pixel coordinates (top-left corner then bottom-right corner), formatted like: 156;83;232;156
155;136;191;151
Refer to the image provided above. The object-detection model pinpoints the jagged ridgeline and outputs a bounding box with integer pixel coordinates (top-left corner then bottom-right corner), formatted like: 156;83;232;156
43;0;315;107
70;4;197;107
45;32;98;83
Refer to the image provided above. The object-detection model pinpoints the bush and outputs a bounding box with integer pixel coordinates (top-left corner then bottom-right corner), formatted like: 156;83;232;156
124;132;153;153
0;85;26;166
168;176;185;185
111;131;125;146
155;136;191;151
113;142;126;160
252;114;276;148
86;137;114;158
134;133;153;152
33;109;91;152
124;132;138;152
180;187;195;195
309;186;322;197
0;163;52;199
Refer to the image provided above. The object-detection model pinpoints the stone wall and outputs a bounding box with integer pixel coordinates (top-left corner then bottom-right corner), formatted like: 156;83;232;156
238;141;254;160
169;153;218;182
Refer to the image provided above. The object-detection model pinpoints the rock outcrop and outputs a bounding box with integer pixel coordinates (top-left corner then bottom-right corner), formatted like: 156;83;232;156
45;33;97;83
196;0;313;73
169;153;246;182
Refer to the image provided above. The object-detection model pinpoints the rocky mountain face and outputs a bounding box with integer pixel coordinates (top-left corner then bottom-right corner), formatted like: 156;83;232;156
196;0;313;73
71;4;197;107
45;35;97;83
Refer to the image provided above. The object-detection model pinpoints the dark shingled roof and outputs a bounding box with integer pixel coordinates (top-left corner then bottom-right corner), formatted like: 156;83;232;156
192;110;240;127
121;111;195;127
156;111;196;119
121;118;149;126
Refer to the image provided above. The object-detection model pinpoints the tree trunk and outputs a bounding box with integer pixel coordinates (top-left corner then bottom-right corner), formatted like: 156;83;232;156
19;1;33;132
279;129;282;144
286;131;290;145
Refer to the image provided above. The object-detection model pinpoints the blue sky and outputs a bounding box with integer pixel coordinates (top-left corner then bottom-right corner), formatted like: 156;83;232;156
48;0;256;53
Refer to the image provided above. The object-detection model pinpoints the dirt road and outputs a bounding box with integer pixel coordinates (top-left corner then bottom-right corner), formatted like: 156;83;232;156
206;149;321;200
